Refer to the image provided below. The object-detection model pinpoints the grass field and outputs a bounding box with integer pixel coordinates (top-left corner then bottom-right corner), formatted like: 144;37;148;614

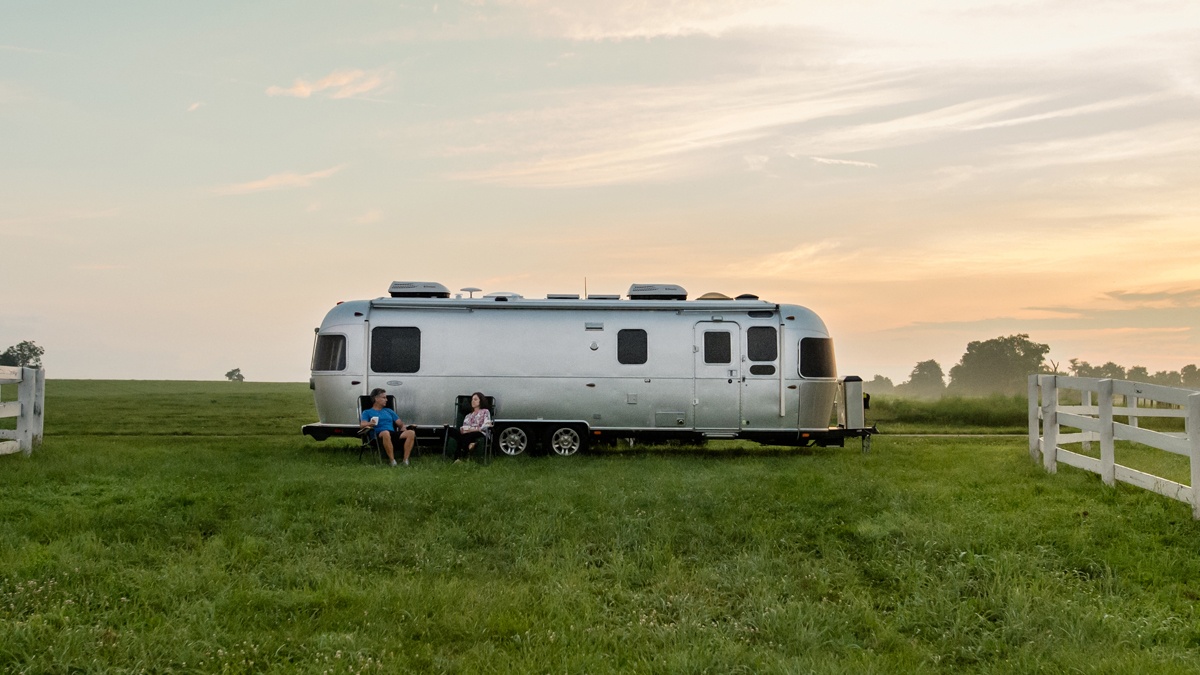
3;381;1200;673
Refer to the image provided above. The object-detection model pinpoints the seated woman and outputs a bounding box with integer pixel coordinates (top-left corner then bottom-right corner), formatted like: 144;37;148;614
360;388;416;466
447;391;492;462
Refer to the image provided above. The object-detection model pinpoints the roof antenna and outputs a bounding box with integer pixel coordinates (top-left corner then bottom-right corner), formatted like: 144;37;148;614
584;277;588;297
461;287;481;298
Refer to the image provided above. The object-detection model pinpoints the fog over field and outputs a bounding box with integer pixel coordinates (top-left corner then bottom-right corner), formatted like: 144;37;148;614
2;1;1198;381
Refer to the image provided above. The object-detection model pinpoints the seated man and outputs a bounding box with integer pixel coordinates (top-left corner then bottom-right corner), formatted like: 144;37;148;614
360;388;416;466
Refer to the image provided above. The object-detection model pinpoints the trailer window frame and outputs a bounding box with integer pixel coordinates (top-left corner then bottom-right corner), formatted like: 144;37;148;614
799;337;836;379
617;329;648;365
371;326;422;373
311;333;348;372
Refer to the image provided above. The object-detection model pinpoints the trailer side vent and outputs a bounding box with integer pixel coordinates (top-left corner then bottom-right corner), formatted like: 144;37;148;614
628;284;687;300
587;294;620;300
388;281;451;298
547;294;580;299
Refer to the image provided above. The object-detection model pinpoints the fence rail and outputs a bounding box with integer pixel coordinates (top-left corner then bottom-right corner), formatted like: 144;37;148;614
0;366;45;456
1029;374;1200;518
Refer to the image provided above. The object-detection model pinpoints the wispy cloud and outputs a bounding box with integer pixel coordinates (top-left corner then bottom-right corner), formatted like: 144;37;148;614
1105;288;1200;308
810;156;877;168
442;70;920;186
186;102;203;112
354;209;383;224
266;69;388;99
995;120;1200;169
0;44;54;54
962;92;1169;130
214;165;346;196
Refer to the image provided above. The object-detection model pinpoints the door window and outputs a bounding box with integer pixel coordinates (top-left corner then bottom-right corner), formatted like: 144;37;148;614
703;331;731;364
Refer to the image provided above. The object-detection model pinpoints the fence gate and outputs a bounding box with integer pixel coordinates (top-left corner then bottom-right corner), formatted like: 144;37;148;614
0;366;45;456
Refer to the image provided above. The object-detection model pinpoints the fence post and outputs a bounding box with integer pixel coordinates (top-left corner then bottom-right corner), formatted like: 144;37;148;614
1129;393;1139;429
1082;389;1092;453
1028;374;1040;461
1040;375;1058;473
1188;393;1200;520
1099;379;1115;486
15;367;35;456
33;368;45;446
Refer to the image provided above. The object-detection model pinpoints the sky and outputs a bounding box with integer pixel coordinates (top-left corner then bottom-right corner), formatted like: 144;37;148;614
2;0;1199;383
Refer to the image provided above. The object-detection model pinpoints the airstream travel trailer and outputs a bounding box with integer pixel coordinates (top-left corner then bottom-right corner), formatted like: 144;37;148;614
301;282;874;455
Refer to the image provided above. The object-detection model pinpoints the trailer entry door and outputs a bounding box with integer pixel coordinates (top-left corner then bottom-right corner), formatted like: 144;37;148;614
693;322;742;430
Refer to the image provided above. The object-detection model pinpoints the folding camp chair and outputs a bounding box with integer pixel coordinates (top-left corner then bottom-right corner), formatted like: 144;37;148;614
357;394;420;464
442;394;496;464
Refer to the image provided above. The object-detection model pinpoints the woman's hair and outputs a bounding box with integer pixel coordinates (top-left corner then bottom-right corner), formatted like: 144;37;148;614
471;391;486;408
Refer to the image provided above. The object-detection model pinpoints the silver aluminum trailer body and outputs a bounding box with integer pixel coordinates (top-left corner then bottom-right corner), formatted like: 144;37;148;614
304;284;869;452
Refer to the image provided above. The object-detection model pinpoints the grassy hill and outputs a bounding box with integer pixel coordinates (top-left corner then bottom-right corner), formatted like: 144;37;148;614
2;381;1200;672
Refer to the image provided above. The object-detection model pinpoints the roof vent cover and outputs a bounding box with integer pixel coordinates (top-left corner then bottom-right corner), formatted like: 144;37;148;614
628;283;688;301
388;281;451;298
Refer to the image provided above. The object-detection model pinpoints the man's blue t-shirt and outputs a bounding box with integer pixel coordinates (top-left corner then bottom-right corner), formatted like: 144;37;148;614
361;407;400;437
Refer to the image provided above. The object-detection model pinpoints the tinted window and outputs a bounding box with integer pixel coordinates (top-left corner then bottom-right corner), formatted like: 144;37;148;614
311;334;347;371
747;326;777;362
617;329;647;365
371;327;421;373
800;338;836;378
749;365;776;376
704;331;731;364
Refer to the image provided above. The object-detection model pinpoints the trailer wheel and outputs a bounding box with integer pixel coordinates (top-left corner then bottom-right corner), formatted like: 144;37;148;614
496;425;530;456
547;426;585;456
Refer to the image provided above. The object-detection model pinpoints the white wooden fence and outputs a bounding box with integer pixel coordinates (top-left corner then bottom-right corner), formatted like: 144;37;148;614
1028;374;1200;518
0;366;45;456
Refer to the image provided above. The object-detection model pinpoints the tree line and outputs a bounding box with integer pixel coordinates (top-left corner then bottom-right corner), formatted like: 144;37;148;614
865;334;1200;398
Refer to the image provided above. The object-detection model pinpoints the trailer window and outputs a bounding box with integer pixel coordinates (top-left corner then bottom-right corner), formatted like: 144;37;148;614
371;327;421;373
703;331;731;364
799;337;835;378
617;329;647;364
747;326;777;362
312;334;347;371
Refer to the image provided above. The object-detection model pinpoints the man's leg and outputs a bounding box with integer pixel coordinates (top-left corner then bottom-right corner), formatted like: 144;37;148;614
379;431;396;462
400;429;416;463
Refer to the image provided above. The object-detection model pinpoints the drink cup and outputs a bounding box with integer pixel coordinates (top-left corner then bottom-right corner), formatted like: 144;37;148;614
370;416;380;425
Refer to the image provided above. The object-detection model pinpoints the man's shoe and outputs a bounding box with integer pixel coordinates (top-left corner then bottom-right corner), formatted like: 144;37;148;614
389;459;397;466
403;460;409;466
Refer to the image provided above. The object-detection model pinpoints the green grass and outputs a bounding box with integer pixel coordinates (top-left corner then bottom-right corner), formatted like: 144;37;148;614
4;381;1200;673
866;394;1030;434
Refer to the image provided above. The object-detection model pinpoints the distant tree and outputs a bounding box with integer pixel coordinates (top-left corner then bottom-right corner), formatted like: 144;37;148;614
863;375;895;396
947;334;1050;396
1151;370;1182;387
895;360;946;398
1096;362;1127;380
1068;359;1127;380
1183;364;1200;388
225;368;245;382
1127;366;1149;383
0;340;44;368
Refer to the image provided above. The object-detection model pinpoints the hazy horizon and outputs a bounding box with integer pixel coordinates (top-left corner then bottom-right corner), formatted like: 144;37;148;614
4;2;1198;383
